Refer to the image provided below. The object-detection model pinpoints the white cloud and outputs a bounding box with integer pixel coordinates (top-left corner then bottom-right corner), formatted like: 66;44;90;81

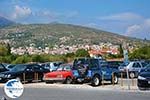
12;5;32;19
125;18;150;39
144;19;150;26
126;25;141;35
99;12;143;21
97;12;150;39
34;10;79;20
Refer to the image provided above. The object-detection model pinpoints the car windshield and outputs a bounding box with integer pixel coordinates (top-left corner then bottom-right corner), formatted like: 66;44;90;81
0;64;5;70
7;65;15;69
56;65;64;71
143;66;150;72
73;59;89;69
141;62;149;67
11;65;27;72
57;65;71;71
54;62;63;66
144;64;150;68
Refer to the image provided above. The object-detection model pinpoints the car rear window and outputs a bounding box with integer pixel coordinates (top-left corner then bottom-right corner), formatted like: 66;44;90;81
73;59;89;69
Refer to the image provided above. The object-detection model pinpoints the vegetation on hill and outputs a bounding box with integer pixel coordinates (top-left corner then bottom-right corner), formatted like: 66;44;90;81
129;46;150;60
0;23;149;48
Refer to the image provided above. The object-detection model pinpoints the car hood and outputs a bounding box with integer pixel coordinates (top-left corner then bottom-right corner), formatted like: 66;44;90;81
1;71;21;75
139;72;150;78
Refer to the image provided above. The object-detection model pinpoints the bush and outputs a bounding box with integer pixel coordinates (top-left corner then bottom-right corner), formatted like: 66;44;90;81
75;49;90;57
129;46;150;60
12;55;32;64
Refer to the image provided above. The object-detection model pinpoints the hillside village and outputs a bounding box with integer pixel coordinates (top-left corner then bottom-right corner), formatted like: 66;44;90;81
10;42;135;56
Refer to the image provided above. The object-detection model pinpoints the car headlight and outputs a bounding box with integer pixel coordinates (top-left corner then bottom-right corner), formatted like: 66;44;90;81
138;76;146;80
5;74;11;78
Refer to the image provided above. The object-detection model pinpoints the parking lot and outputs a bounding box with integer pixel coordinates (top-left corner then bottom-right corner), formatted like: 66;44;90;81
0;78;140;91
0;78;150;100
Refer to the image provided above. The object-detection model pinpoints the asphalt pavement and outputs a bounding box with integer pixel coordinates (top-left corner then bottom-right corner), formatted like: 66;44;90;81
0;86;150;100
0;79;149;100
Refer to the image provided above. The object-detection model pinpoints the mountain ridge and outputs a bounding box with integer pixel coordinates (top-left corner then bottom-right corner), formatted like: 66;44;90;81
0;16;15;27
0;19;149;47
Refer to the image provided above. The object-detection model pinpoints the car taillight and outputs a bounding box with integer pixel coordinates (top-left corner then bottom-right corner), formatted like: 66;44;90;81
44;74;48;78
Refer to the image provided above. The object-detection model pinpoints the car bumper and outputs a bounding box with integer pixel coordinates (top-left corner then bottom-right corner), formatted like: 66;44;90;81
0;77;9;83
138;79;150;89
73;77;91;83
43;77;66;82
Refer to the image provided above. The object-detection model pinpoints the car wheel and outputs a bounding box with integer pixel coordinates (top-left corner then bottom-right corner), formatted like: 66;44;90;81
65;77;72;84
129;72;135;78
91;75;101;86
138;87;147;91
111;74;118;84
45;81;53;84
28;80;32;83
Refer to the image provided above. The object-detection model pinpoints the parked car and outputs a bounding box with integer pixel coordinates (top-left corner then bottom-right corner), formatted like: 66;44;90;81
72;58;119;86
118;61;148;78
0;64;49;83
40;61;64;71
137;64;150;90
43;64;73;84
0;63;8;73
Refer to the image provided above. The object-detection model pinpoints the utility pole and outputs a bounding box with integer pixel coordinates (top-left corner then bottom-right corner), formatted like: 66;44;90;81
122;42;130;90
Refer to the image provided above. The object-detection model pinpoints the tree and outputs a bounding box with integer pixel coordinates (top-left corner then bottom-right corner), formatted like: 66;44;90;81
75;49;90;57
6;43;11;55
12;55;31;64
65;52;75;58
118;44;123;57
129;46;150;60
0;44;8;56
65;53;75;63
31;55;44;63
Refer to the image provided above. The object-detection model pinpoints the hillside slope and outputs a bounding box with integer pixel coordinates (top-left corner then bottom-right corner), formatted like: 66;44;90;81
0;23;149;47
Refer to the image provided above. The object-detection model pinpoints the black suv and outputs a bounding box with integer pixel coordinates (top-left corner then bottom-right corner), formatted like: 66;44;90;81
72;58;119;86
0;64;49;83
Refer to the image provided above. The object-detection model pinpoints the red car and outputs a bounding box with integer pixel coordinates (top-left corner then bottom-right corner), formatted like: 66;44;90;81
43;64;73;84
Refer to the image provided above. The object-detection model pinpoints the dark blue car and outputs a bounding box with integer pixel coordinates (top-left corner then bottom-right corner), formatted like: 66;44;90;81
138;64;150;90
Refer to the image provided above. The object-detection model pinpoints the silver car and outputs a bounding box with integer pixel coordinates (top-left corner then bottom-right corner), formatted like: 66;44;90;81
119;61;148;78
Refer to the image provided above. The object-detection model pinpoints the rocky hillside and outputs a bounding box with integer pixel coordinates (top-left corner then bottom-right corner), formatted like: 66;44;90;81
0;23;149;48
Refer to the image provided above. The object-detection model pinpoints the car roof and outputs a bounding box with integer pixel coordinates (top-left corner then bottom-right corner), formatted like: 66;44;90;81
75;57;105;60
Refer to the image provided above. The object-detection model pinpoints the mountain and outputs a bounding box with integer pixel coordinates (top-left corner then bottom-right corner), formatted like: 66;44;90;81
0;16;15;27
0;23;149;48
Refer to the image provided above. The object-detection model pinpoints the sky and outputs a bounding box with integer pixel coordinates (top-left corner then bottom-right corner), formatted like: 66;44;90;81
0;0;150;40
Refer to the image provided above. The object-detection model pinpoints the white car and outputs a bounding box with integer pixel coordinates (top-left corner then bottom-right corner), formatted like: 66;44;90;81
119;61;147;78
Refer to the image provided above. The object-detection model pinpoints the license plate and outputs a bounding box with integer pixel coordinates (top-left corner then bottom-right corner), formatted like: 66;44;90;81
148;81;150;84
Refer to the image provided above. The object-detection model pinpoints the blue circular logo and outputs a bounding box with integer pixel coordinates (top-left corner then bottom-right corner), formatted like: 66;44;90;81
4;79;24;99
